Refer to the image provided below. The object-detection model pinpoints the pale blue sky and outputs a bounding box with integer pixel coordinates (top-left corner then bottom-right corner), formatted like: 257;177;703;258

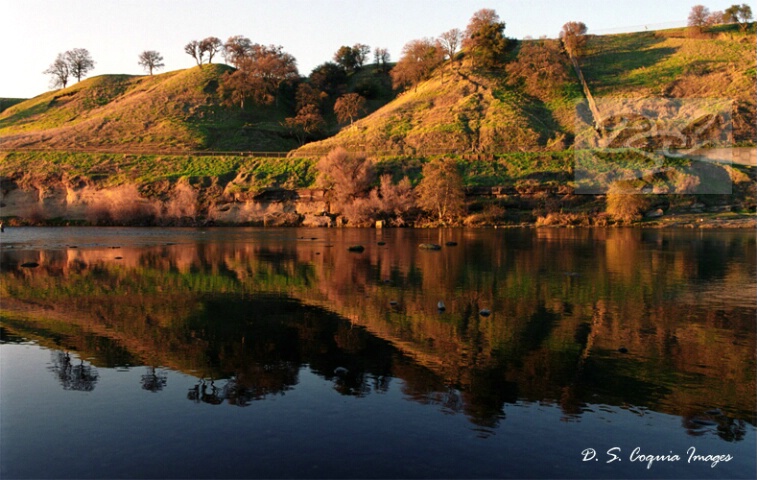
2;0;742;99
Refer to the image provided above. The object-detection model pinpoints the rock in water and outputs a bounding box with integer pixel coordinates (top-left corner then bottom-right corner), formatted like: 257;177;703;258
347;245;365;252
437;301;446;311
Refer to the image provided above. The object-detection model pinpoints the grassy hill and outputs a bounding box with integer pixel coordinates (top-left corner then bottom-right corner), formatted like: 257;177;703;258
294;24;755;157
0;98;26;114
0;25;753;157
294;54;580;157
0;64;300;152
581;25;756;142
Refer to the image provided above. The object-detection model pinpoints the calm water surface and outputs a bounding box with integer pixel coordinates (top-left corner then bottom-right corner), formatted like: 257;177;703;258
1;227;755;479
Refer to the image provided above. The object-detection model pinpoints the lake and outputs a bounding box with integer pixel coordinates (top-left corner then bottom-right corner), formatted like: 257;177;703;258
1;226;755;479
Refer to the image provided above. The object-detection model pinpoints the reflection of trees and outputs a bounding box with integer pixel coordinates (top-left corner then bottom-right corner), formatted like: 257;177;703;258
3;228;755;434
188;379;223;405
141;366;167;392
49;351;99;391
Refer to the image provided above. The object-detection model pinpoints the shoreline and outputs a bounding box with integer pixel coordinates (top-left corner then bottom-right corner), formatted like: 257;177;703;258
1;212;754;230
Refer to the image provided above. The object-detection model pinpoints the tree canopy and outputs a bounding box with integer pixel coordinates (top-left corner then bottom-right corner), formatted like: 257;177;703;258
223;35;253;67
462;9;508;68
390;38;444;91
724;3;753;30
415;158;466;223
220;44;299;109
333;44;371;73
334;93;366;125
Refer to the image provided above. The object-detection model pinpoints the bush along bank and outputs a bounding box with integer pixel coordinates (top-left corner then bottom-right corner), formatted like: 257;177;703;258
1;150;754;228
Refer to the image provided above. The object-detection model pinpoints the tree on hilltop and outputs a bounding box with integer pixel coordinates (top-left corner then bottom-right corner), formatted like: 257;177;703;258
200;37;224;64
390;38;444;91
462;9;508;68
44;48;94;88
65;48;95;82
334;46;359;73
439;28;462;62
353;44;371;69
706;10;725;26
223;35;253;67
138;50;165;75
309;62;348;96
219;44;298;109
688;5;711;28
373;47;391;72
725;4;753;30
43;53;70;89
184;40;204;66
560;21;588;58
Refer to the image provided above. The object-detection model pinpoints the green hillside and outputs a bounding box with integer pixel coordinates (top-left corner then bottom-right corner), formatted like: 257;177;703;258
0;64;300;152
0;25;754;156
581;26;756;142
294;25;755;156
293;68;573;157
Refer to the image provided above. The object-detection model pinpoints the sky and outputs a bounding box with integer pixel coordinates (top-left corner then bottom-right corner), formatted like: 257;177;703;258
1;0;743;99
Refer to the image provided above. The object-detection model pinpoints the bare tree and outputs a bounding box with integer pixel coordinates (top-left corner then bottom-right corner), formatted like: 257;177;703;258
560;21;588;58
138;50;165;75
353;43;371;68
334;93;366;125
65;48;95;82
223;35;253;67
200;37;223;64
706;10;725;26
184;40;203;66
439;28;462;62
688;5;711;28
43;53;70;89
373;47;390;71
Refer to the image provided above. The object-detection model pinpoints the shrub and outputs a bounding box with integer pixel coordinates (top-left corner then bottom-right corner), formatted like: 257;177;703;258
605;181;651;223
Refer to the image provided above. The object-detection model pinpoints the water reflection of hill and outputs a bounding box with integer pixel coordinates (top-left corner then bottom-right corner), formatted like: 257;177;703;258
1;228;754;431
